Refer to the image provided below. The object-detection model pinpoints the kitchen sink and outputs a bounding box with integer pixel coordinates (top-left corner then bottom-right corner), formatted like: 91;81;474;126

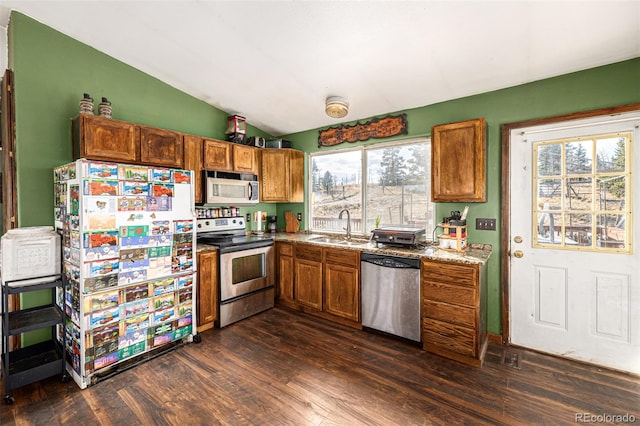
307;235;371;247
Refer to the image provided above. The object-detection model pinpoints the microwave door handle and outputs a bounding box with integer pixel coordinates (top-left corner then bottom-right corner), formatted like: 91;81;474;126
248;182;253;199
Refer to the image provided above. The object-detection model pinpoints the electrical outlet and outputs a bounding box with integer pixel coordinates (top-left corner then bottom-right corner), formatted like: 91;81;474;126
476;218;496;231
246;213;251;222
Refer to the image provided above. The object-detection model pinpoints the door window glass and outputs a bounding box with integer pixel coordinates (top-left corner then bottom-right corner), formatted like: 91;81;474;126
533;132;631;252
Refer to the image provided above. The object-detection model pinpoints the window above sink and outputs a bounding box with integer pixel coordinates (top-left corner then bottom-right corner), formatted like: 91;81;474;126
308;137;435;237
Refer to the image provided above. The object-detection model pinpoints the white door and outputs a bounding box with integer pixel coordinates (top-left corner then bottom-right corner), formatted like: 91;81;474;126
509;111;640;374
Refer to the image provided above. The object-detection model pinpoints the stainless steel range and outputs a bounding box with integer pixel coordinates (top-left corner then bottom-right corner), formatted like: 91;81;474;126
196;217;274;327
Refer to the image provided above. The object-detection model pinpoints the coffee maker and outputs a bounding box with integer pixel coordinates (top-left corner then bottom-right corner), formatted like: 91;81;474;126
267;216;278;233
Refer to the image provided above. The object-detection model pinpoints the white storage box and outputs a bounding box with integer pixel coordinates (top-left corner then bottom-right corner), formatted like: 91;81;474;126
1;226;61;286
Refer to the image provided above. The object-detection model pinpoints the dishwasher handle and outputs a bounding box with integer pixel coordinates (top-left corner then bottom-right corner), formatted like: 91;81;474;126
360;252;420;269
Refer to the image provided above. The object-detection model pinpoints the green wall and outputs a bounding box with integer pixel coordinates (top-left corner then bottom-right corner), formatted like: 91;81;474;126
8;12;271;229
7;12;274;344
7;11;640;338
284;58;640;334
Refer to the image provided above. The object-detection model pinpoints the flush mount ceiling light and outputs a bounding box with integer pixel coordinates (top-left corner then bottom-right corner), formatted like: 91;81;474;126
325;96;349;118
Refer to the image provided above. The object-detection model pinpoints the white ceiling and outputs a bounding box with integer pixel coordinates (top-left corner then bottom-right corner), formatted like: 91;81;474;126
1;1;639;136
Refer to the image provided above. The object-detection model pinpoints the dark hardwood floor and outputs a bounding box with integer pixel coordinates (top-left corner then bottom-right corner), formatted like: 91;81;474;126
2;307;639;425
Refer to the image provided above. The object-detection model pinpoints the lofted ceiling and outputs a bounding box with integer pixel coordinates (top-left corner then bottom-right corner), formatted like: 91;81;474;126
1;1;639;136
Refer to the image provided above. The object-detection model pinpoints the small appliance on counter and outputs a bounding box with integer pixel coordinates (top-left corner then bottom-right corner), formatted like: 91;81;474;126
267;216;278;233
253;211;266;235
370;226;426;248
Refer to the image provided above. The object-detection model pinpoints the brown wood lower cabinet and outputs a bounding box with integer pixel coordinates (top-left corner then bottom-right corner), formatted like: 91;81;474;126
277;242;361;328
197;249;218;332
323;248;360;322
274;240;488;363
293;243;323;311
421;259;487;366
276;242;295;307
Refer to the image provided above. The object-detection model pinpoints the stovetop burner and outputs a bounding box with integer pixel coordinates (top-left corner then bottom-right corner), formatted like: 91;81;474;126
197;233;273;253
199;233;236;243
196;216;273;252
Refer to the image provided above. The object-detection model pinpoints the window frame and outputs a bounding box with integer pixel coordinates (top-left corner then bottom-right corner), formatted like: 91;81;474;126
308;136;433;237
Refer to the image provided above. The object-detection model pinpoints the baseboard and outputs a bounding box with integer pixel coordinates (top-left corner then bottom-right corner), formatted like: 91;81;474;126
488;332;503;345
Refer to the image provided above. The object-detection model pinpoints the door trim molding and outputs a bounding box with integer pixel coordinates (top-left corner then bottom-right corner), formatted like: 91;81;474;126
2;69;18;232
500;102;640;345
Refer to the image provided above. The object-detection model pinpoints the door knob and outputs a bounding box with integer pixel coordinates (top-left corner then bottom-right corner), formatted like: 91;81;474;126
513;250;524;258
514;236;523;243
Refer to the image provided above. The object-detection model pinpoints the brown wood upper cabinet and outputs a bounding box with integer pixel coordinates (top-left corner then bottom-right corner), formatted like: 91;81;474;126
186;137;260;203
72;115;183;168
260;148;304;202
203;138;233;172
183;134;204;203
139;125;183;168
202;138;259;174
431;117;486;202
72;115;139;163
233;144;259;174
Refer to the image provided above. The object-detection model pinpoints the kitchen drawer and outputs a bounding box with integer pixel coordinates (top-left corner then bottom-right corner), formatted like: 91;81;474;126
278;242;293;257
421;260;477;288
422;317;476;357
423;300;476;328
323;247;359;268
422;280;477;307
295;243;322;262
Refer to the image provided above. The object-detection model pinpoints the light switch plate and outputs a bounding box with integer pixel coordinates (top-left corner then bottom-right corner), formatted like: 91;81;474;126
476;218;496;230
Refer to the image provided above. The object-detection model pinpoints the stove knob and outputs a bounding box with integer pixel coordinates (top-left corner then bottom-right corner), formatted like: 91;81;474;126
389;236;394;241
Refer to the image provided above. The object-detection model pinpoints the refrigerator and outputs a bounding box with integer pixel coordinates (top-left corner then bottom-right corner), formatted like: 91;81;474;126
53;159;197;389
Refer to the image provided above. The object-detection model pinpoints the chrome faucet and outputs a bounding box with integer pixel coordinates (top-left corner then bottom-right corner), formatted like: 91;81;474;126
338;209;351;240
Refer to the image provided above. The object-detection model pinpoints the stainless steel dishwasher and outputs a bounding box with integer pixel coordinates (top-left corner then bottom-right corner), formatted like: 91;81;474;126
361;252;421;342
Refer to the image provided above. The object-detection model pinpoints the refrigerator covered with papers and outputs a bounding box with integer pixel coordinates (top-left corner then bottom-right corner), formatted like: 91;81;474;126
53;159;196;389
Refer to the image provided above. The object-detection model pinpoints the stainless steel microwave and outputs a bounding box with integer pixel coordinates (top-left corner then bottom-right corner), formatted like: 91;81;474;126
203;171;259;206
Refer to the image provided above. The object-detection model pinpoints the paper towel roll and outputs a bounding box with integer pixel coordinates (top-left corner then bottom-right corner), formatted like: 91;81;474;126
253;211;264;234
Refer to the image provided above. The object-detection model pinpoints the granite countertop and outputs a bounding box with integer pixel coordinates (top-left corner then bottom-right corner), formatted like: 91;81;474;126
270;232;492;265
196;231;492;265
